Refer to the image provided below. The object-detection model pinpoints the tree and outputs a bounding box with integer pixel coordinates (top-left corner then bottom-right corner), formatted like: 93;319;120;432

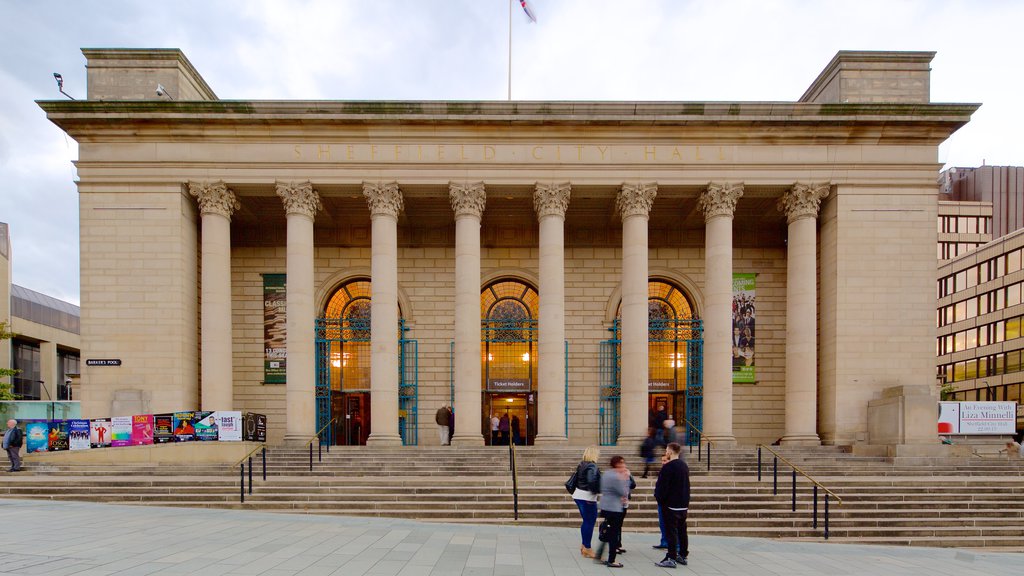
0;321;17;400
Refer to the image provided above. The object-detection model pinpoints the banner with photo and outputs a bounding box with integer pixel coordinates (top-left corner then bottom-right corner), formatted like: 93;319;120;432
90;419;111;448
732;273;756;383
264;273;287;383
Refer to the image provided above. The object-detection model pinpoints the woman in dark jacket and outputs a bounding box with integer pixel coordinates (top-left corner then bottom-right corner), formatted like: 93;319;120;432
571;445;601;558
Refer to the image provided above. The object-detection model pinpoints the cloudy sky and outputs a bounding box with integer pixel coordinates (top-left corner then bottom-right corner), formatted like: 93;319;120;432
1;0;1022;305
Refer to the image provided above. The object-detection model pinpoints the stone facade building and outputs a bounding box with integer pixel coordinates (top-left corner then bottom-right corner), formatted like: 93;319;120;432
40;48;977;447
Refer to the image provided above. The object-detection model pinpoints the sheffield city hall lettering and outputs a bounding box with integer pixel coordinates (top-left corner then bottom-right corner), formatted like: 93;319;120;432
291;143;732;164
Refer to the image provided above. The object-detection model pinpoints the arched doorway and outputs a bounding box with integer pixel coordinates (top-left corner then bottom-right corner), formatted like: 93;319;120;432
315;279;417;445
600;279;703;445
481;279;538;445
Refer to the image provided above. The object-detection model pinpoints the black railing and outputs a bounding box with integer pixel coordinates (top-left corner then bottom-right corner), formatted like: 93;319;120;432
307;418;336;472
757;445;842;539
238;445;267;503
680;417;713;471
509;438;520;520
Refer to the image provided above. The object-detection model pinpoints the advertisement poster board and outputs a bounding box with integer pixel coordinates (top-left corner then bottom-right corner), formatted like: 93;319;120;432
90;419;111;448
732;273;756;383
215;411;243;441
153;413;174;444
173;411;196;442
26;421;48;453
938;401;1016;435
264;273;287;384
194;412;218;441
132;414;154;446
243;413;267;442
110;416;132;447
47;420;69;451
68;419;91;450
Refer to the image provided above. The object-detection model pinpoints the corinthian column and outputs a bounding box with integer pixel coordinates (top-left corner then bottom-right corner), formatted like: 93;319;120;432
450;182;486;446
617;182;657;446
277;181;322;442
698;182;743;445
533;182;570;445
779;183;829;446
190;181;240;412
364;182;404;446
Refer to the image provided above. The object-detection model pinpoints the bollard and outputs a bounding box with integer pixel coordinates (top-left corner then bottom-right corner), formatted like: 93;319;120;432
773;457;778;495
249;456;254;494
707;442;712;471
318;436;323;462
309;443;313;472
824;494;830;540
757;447;762;481
240;463;245;503
262;447;267;481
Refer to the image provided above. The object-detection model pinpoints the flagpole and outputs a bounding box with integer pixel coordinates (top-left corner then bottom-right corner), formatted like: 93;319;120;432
508;0;512;100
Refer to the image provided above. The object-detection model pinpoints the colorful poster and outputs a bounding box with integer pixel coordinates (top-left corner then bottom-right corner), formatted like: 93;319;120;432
26;422;49;453
132;414;154;446
194;411;218;441
153;413;174;444
264;273;287;384
68;419;91;450
90;419;111;448
215;411;243;442
47;421;69;451
732;273;756;384
173;411;196;442
110;416;132;447
939;401;1017;435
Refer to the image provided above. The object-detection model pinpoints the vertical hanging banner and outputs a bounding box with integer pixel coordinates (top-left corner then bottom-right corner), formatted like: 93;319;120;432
264;273;287;383
732;273;756;383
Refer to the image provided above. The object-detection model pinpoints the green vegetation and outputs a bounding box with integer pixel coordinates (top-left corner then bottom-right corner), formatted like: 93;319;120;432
0;321;17;400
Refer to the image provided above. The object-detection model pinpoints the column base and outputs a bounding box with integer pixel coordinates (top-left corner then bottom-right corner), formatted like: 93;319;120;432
533;435;568;446
366;433;403;447
780;434;820;447
703;435;737;447
451;434;485;446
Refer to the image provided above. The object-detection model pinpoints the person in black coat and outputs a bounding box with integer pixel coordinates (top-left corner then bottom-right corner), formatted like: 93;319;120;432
3;419;24;472
653;442;690;567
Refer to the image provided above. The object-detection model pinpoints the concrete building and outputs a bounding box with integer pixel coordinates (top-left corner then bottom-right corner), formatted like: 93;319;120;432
39;48;977;448
0;222;81;402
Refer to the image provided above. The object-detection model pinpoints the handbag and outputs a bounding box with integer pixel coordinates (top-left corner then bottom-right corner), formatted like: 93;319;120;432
598;518;610;542
564;467;579;494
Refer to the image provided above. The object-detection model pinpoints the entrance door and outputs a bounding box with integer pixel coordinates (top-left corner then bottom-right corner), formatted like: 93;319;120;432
483;393;534;445
331;391;370;445
649;393;684;443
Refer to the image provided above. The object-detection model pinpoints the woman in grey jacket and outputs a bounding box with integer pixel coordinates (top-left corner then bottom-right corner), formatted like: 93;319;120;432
594;455;630;568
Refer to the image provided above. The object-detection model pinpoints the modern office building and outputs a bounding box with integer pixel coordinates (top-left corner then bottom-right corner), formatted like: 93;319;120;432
39;48;976;447
0;222;81;402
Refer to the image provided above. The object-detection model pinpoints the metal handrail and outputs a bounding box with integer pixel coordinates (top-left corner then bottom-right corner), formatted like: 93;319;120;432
509;438;520;521
680;417;713;471
757;444;842;539
237;444;267;504
307;418;336;472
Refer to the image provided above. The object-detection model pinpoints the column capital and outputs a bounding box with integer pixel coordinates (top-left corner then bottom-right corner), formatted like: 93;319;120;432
189;181;240;220
276;181;322;219
363;181;403;218
533;182;571;219
449;181;486;219
616;182;657;218
778;182;830;223
698;182;744;221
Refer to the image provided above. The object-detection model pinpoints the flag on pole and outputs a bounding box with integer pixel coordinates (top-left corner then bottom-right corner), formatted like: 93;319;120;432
520;0;537;23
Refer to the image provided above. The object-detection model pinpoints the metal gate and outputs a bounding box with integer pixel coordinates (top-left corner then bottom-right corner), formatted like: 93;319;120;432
598;318;703;446
314;318;418;445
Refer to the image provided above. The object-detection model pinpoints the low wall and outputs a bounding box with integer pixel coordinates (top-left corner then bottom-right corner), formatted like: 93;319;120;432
24;442;263;465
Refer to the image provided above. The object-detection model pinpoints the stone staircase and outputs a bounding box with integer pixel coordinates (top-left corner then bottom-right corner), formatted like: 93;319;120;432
3;444;1024;550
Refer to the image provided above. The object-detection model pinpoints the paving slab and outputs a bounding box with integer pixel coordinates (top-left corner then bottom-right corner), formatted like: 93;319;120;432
0;498;1021;575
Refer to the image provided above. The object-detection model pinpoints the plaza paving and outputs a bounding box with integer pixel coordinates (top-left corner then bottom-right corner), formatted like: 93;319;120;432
0;498;1021;576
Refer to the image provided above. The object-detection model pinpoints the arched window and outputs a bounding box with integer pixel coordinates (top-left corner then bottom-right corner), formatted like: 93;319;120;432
481;280;539;389
323;279;373;390
616;279;697;390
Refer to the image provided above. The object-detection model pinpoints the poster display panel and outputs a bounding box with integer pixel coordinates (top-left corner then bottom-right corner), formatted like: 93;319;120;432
153;413;174;444
47;420;69;451
938;401;1016;435
215;411;243;441
26;421;49;453
173;411;196;442
132;415;154;446
68;419;91;450
243;413;267;442
110;416;132;447
194;412;218;441
90;419;111;448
